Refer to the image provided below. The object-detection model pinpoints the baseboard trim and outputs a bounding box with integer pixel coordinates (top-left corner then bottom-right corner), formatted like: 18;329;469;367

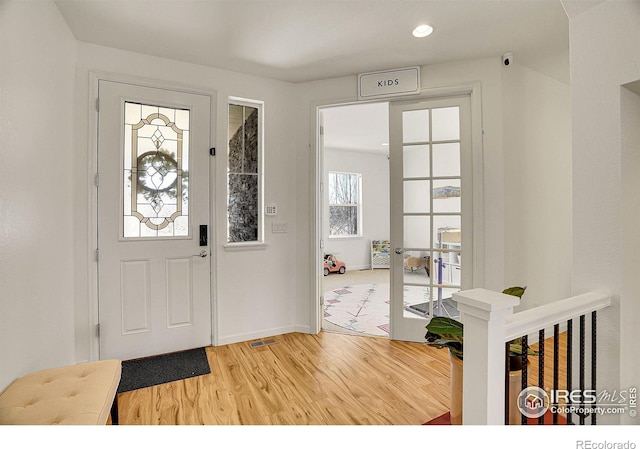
217;325;298;346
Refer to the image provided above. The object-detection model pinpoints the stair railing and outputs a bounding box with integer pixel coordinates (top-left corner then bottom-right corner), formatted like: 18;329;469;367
454;288;612;425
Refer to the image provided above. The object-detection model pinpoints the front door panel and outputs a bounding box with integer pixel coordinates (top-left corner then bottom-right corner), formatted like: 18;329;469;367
97;80;212;360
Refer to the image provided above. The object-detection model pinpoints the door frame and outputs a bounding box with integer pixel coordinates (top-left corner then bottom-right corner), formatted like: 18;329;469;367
309;83;484;336
87;71;218;361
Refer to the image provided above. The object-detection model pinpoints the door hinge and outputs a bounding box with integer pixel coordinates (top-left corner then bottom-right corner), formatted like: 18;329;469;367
320;239;324;249
96;323;100;338
320;125;324;135
320;181;324;192
320;296;325;306
209;147;216;156
94;173;99;187
95;98;100;112
95;248;99;262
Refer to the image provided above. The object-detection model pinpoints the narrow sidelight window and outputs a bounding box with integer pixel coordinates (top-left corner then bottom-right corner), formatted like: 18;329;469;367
227;99;263;244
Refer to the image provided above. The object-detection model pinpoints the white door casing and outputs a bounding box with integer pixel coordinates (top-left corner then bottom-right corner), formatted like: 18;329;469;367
97;80;212;360
389;95;472;342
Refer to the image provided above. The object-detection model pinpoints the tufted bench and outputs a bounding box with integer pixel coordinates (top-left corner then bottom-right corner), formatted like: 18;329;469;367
0;359;121;425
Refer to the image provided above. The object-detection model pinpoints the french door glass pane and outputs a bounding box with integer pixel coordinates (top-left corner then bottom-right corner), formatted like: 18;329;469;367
434;216;461;249
403;180;431;213
433;179;461;213
403;215;431;249
431;107;460;141
403;285;432;318
402;250;431;286
402;109;429;143
432;143;460;177
403;145;430;178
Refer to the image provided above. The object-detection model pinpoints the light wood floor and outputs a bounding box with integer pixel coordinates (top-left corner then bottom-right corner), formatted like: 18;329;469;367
113;328;571;425
115;331;452;425
527;331;569;392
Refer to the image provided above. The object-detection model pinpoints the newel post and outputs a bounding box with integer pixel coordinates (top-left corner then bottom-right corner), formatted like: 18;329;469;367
454;288;520;424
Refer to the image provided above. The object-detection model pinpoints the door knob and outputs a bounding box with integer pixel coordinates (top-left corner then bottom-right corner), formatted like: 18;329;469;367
395;248;404;255
194;250;208;258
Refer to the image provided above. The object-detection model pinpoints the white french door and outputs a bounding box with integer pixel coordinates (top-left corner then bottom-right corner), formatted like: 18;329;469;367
97;80;213;360
389;96;472;342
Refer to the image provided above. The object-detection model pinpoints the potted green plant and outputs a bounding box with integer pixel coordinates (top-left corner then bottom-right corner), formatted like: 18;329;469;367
424;286;535;424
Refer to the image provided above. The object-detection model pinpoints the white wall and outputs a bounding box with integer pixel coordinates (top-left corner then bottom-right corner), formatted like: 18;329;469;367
323;148;390;270
0;1;78;390
296;54;574;339
502;62;572;310
621;83;640;423
72;43;302;353
294;58;507;330
568;0;640;425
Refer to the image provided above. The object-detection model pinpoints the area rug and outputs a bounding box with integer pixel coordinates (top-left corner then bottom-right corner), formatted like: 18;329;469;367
323;283;432;337
117;347;211;393
324;283;390;336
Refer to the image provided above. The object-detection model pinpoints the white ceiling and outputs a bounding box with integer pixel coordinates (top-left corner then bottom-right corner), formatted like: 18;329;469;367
55;0;570;84
322;102;389;154
54;0;572;153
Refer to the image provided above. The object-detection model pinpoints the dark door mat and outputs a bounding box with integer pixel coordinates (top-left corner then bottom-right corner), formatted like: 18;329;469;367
117;347;211;393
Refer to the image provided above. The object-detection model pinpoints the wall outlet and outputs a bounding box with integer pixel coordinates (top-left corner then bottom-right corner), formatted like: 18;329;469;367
272;222;288;233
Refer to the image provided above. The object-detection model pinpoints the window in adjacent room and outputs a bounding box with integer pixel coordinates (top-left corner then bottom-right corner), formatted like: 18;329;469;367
227;98;263;244
328;171;362;237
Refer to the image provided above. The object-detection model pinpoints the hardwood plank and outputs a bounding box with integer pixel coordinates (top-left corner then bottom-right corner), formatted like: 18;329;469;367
527;331;569;391
115;332;451;425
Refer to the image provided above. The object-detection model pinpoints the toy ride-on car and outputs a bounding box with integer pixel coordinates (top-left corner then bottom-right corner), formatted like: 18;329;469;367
324;254;346;276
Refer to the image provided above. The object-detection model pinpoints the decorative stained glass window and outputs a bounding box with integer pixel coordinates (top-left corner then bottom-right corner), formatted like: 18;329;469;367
123;102;190;238
227;100;262;243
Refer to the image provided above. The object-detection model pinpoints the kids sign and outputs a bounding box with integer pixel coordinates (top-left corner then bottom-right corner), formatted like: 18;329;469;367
358;67;421;100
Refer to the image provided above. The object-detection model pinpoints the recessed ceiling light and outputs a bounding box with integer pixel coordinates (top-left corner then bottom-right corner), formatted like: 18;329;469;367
412;24;433;38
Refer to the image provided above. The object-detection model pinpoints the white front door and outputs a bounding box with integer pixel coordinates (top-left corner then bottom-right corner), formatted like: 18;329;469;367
389;96;472;342
97;80;213;360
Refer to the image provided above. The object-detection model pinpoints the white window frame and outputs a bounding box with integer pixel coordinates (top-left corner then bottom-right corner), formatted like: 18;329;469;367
328;171;363;239
225;97;264;248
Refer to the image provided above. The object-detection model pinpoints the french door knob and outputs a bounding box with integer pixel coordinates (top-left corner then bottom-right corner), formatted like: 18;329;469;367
395;248;404;255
